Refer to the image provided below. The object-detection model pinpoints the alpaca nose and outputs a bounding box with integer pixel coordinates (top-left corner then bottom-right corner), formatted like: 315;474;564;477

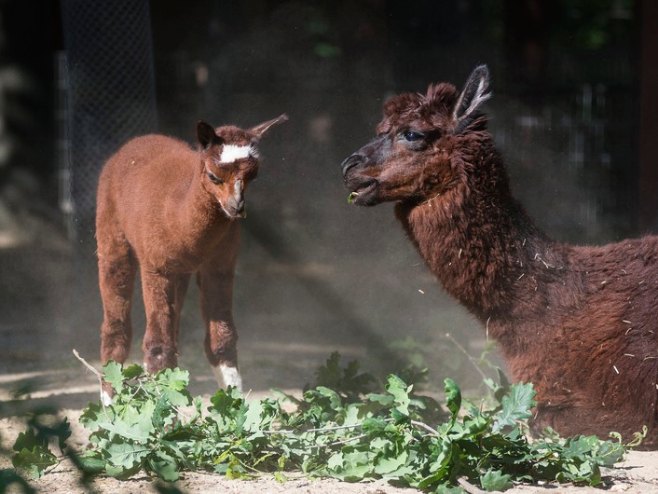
341;154;365;176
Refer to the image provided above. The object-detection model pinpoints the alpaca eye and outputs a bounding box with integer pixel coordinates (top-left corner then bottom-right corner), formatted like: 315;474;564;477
402;130;425;142
207;172;223;184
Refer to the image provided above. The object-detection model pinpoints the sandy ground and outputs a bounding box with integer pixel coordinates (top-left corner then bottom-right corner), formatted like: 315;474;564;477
0;364;658;494
2;390;658;494
2;196;658;493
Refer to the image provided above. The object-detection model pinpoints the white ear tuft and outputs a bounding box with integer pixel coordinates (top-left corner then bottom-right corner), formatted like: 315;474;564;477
452;65;492;126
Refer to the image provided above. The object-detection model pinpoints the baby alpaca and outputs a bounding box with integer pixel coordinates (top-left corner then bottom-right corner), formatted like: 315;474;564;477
96;114;287;403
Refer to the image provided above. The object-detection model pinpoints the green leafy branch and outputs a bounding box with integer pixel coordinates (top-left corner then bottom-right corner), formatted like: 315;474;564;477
9;352;638;492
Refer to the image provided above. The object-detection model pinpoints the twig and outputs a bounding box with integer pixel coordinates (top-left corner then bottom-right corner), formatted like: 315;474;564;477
445;333;488;380
457;477;488;494
72;349;103;379
306;423;363;433
263;423;363;435
411;419;440;436
74;349;106;407
329;433;368;447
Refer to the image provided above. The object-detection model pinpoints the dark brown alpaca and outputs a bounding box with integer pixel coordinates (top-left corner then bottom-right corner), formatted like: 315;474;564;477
96;114;287;404
342;65;658;446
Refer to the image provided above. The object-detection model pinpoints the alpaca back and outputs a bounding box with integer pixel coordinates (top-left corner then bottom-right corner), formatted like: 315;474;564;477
98;135;196;226
95;134;226;271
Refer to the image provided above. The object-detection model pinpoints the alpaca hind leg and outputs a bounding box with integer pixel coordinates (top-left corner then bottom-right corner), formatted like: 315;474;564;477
198;269;242;391
141;270;183;373
173;274;191;344
98;245;137;404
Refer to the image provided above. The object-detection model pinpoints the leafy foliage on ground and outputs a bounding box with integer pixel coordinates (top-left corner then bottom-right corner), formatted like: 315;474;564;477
9;353;636;492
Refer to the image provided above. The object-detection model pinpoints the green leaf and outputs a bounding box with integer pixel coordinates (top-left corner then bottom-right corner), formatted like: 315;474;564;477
122;363;144;380
149;452;180;482
153;396;177;430
374;451;408;475
154;368;191;407
105;462;141;479
76;454;107;474
385;375;411;416
368;392;394;407
595;439;625;466
103;361;124;393
427;438;452;477
12;430;44;452
96;401;155;443
314;386;343;411
12;446;57;479
105;440;150;470
327;451;343;471
335;451;373;481
493;383;535;433
242;399;264;433
209;387;243;417
480;469;513;491
443;378;462;419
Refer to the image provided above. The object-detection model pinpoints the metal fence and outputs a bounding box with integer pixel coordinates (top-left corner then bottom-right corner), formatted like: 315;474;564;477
60;0;158;241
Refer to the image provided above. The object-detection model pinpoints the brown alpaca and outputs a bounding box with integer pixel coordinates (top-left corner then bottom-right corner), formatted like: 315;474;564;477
96;114;287;403
342;65;658;446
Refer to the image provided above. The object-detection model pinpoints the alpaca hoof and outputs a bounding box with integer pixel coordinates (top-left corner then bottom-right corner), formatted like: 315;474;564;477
144;347;177;373
212;364;243;392
101;389;113;406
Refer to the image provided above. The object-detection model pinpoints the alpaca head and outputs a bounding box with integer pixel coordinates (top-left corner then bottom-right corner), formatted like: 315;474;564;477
341;65;491;207
197;114;288;218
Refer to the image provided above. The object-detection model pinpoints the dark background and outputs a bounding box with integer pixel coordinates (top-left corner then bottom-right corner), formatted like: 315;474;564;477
0;0;656;401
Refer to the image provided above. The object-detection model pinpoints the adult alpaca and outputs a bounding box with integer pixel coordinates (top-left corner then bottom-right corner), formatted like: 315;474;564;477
96;114;287;404
341;65;658;446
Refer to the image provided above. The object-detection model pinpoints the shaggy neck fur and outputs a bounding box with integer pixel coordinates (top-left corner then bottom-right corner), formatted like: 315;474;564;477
395;133;572;332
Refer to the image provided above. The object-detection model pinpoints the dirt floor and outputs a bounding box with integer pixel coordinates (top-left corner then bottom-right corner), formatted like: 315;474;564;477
2;196;658;493
3;398;658;494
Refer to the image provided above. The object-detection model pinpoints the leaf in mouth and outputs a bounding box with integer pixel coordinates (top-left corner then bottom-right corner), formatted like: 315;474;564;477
347;192;359;204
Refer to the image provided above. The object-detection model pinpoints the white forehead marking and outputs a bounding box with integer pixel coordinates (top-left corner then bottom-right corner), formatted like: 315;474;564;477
218;144;258;164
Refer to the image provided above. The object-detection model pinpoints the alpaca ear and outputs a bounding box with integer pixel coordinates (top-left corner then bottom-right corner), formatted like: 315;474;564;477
250;114;288;139
197;121;222;149
452;65;491;131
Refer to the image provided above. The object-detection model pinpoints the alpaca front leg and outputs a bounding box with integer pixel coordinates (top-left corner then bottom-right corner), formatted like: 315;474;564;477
198;269;242;391
140;270;181;373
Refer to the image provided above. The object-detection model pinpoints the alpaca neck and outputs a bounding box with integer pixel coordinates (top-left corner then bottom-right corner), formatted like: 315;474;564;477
178;165;225;238
395;154;565;323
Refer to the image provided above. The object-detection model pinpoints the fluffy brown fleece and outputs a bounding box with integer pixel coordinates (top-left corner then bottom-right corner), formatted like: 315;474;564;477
95;114;286;394
342;65;658;447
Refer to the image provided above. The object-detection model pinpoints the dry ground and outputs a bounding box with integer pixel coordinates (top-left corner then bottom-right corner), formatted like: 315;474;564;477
2;370;658;493
2;198;658;493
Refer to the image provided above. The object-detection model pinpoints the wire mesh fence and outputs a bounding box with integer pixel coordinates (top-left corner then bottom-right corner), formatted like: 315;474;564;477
60;0;158;241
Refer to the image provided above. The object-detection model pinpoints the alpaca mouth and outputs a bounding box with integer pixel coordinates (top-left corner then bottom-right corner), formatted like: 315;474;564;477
218;200;246;219
347;179;378;206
